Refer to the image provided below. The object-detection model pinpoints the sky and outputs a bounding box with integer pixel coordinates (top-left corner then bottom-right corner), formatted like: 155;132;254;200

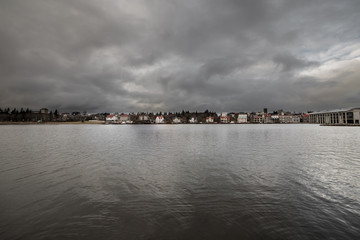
0;0;360;113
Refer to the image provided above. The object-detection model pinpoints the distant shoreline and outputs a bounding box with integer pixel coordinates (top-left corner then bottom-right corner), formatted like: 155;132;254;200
0;121;312;125
1;122;359;126
0;121;105;125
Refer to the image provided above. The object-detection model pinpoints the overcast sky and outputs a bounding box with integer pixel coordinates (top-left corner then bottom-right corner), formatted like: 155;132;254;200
1;0;360;113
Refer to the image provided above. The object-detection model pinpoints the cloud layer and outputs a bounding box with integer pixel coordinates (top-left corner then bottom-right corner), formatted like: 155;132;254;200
1;0;360;112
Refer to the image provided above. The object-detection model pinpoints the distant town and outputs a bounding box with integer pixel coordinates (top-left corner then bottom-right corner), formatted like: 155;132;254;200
0;107;359;125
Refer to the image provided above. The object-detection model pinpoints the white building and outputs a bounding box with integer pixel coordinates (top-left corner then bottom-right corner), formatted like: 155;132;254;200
155;115;165;124
119;114;130;123
106;114;118;124
237;114;247;123
189;117;198;123
206;116;214;123
173;117;181;124
309;108;360;125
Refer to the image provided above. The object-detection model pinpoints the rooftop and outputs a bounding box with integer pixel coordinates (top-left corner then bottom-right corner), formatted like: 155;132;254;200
310;107;360;114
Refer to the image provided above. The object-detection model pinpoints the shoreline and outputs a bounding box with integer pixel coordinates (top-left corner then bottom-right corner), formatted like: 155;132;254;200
1;122;359;126
0;121;105;125
1;122;314;125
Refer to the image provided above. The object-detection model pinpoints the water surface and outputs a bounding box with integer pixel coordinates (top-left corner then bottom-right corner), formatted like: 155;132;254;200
1;124;359;239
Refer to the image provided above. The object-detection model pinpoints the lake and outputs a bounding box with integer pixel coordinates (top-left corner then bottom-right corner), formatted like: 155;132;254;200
0;124;359;239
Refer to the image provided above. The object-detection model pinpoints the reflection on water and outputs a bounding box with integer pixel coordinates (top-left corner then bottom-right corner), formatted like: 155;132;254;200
0;124;359;239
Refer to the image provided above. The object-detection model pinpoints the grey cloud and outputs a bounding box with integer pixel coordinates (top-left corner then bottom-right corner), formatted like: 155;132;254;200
273;54;320;72
1;0;360;113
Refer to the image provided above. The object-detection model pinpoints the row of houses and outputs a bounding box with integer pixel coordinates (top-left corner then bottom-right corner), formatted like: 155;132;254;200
75;107;360;125
5;107;358;125
105;111;311;124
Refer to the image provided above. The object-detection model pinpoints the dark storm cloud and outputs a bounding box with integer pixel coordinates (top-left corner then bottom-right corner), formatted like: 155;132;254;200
273;54;319;72
0;0;360;112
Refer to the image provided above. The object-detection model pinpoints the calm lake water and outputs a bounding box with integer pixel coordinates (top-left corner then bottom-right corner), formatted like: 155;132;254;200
0;124;360;239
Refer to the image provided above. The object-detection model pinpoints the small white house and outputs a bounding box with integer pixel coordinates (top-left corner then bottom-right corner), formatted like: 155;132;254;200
106;114;118;124
155;115;165;124
173;117;181;124
189;117;198;123
206;116;214;123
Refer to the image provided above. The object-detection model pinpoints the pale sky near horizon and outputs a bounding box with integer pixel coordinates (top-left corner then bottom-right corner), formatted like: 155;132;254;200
1;0;360;113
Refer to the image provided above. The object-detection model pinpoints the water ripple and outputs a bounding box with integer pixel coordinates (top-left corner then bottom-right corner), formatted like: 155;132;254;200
0;124;360;239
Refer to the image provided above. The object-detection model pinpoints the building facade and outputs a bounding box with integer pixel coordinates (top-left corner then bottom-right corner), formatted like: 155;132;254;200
173;117;181;124
206;116;214;123
309;108;360;125
119;114;130;123
106;114;118;123
220;116;230;123
189;117;198;123
237;114;247;123
155;115;165;124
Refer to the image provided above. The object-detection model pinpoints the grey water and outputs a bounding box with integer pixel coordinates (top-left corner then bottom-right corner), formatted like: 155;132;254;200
0;124;359;240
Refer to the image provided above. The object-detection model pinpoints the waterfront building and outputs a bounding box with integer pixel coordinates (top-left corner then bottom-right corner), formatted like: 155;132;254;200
271;114;279;123
206;116;214;123
173;117;181;124
301;114;310;123
237;114;247;123
155;115;165;124
119;114;130;123
279;115;300;123
263;114;273;123
189;117;198;123
136;114;150;124
220;116;230;123
251;115;263;123
309;108;360;125
138;115;149;121
106;114;118;124
292;115;301;123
